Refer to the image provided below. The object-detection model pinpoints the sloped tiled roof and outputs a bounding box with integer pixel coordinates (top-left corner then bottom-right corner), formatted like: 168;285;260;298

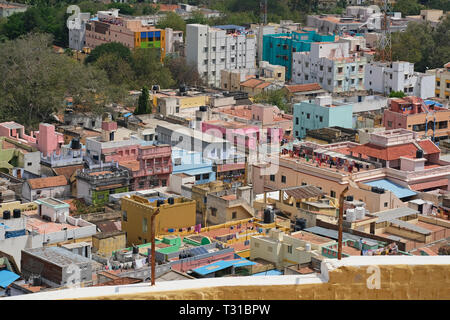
285;83;322;93
27;175;68;190
349;143;418;161
240;78;269;89
417;139;440;154
52;165;84;181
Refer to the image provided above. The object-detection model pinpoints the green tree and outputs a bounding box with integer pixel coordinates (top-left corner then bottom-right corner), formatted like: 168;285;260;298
0;33;123;129
186;10;208;25
143;4;159;15
165;56;204;87
254;89;289;113
94;52;135;87
107;3;135;15
389;91;406;98
85;42;132;64
394;0;425;16
131;48;175;88
134;86;151;115
156;12;186;33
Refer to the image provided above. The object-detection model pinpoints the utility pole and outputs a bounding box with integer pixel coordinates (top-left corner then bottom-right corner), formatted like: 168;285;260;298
150;208;161;286
338;186;349;260
376;0;392;62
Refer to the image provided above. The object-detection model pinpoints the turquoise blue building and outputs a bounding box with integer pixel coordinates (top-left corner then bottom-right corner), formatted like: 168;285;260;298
172;148;216;184
262;30;335;80
293;96;353;139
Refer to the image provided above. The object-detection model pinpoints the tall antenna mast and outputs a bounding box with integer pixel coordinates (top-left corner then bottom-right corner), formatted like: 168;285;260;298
260;0;267;25
376;0;392;62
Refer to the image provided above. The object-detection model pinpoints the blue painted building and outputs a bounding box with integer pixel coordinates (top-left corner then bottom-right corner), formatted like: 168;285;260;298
293;96;353;139
263;30;336;80
171;148;216;184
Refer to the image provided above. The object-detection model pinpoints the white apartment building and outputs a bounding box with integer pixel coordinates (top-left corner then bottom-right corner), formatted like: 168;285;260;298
186;24;257;88
292;41;367;94
68;12;91;51
364;61;436;99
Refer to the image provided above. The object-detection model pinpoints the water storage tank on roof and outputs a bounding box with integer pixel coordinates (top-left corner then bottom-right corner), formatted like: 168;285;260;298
2;210;10;220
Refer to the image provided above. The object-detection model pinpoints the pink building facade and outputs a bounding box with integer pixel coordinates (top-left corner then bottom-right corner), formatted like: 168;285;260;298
86;121;172;190
214;104;292;141
0;122;64;156
201;120;260;152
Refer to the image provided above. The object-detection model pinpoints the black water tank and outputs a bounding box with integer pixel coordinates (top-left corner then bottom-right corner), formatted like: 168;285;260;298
71;138;81;150
132;246;139;254
263;209;274;224
2;210;10;220
416;149;424;158
199;106;207;112
156;200;165;207
13;209;21;219
179;85;186;93
346;196;354;201
168;197;174;205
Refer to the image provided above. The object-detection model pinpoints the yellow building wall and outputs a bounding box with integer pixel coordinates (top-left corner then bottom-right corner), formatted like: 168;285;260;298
179;95;209;109
121;197;196;246
79;263;450;300
92;233;127;257
0;201;37;212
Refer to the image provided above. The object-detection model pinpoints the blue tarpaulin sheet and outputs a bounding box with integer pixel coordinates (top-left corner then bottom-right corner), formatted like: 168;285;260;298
5;229;26;239
0;270;20;288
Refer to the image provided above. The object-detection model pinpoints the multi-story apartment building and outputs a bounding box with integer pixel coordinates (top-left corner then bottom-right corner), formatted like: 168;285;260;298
293;96;353;139
427;62;450;100
292;41;366;94
186;24;257;87
263;30;336;80
364;61;435;99
383;96;450;142
121;194;196;244
85;121;172;190
85;9;167;59
76;162;130;205
68;12;91;51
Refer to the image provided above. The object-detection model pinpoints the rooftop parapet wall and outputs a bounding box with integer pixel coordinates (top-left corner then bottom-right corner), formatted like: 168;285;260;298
6;256;449;300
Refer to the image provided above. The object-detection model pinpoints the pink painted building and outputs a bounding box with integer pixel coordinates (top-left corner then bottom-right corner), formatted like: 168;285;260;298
215;104;292;141
201;120;261;152
383;96;450;142
86;121;172;190
0;122;64;156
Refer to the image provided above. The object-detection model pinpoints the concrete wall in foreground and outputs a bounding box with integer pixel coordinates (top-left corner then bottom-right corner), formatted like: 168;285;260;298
88;257;450;300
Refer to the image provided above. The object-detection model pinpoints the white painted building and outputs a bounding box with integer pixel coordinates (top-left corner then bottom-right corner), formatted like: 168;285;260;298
292;41;367;94
68;12;91;51
364;61;436;99
186;24;257;88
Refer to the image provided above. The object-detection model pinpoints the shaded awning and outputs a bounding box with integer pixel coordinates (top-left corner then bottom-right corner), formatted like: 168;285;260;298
283;185;325;199
0;270;20;288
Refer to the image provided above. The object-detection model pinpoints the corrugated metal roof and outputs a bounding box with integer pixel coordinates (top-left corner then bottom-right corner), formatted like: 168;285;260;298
283;185;325;199
192;258;255;276
389;219;431;235
304;226;379;246
375;207;419;223
365;179;417;199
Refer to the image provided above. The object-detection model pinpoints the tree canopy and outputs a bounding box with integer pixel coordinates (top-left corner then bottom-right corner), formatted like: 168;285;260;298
0;33;124;129
391;16;450;72
253;89;289;113
156;12;187;34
